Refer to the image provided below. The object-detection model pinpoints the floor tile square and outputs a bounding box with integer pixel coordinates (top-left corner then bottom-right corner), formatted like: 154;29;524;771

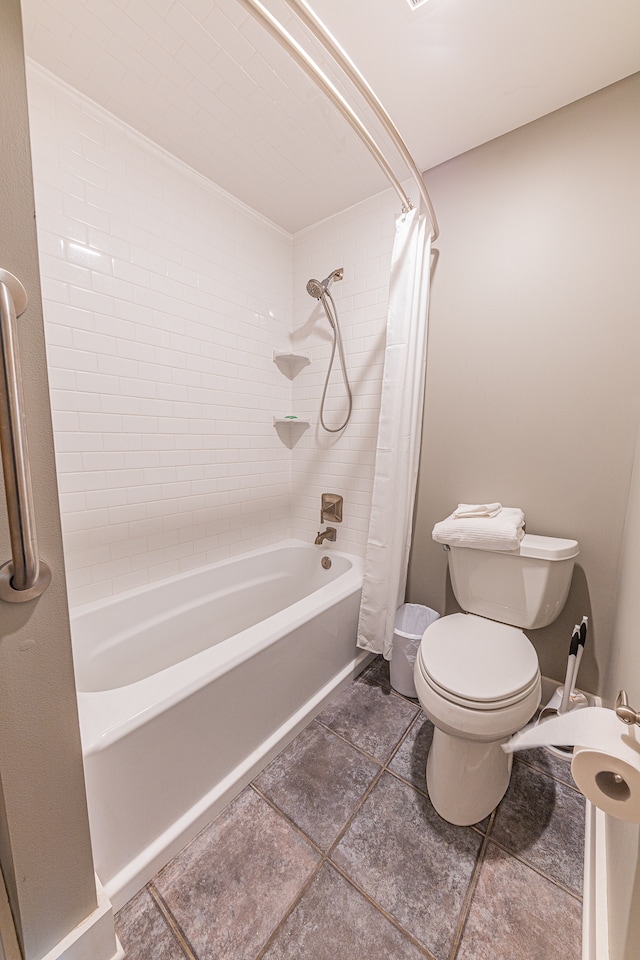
387;712;433;790
154;788;319;960
318;675;419;763
115;887;187;960
332;771;482;960
253;721;380;850
457;842;582;960
115;670;588;960
261;862;428;960
491;759;585;893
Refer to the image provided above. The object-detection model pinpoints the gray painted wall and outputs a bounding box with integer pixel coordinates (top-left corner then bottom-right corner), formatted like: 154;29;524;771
408;73;640;695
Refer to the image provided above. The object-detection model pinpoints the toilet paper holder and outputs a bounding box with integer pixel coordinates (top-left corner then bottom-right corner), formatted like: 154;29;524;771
615;690;640;727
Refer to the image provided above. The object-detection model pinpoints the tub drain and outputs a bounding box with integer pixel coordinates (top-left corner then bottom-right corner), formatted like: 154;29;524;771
321;556;332;570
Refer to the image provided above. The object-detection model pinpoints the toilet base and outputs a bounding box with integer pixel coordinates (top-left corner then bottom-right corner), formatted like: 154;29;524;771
426;727;513;826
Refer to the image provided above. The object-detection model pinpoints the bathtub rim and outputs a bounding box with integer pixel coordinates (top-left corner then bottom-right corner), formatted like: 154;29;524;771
72;539;364;754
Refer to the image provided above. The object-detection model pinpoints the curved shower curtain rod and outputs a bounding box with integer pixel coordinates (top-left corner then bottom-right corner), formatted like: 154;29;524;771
236;0;439;241
280;0;439;241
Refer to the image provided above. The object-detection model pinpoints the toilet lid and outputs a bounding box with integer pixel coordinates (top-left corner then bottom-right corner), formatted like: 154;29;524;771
418;613;539;705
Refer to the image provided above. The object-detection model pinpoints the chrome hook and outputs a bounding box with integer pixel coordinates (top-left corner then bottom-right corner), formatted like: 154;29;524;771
615;690;640;726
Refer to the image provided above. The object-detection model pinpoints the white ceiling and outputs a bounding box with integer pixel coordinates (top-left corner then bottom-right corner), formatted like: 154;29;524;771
21;0;640;233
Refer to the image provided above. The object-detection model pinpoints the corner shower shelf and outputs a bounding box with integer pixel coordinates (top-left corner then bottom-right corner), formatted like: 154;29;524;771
273;352;310;379
273;416;310;448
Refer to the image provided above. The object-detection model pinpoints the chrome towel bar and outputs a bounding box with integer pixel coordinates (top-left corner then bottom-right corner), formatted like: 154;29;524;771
0;269;51;602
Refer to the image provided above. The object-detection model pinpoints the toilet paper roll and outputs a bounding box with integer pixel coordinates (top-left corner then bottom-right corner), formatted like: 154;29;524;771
502;705;640;822
571;747;640;822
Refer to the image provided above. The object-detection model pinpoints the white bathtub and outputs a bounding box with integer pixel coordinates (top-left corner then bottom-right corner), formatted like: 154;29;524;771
71;539;369;910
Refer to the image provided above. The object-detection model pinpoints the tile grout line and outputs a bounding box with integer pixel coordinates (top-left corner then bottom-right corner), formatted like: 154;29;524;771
250;735;442;957
134;662;582;959
367;665;583;794
365;666;582;783
251;761;432;959
327;859;439;960
246;840;438;960
248;683;417;862
383;704;425;766
251;699;485;960
313;715;389;765
255;756;438;958
515;754;581;792
446;816;495;960
325;763;388;858
381;767;488;840
250;782;329;859
252;859;327;960
314;709;420;771
147;882;200;960
484;835;584;902
312;667;422;768
254;691;489;868
367;663;583;794
252;721;486;866
316;672;585;937
367;664;586;897
118;668;437;960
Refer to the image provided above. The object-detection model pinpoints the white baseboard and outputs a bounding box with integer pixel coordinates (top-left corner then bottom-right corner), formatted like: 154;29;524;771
39;877;122;960
582;802;609;960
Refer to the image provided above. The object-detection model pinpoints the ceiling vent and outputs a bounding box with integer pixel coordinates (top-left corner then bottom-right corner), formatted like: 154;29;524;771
406;0;430;8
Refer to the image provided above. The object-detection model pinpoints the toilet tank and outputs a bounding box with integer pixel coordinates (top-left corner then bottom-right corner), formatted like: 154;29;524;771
447;534;579;629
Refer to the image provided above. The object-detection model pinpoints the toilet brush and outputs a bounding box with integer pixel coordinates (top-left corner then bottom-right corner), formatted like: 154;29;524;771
568;616;588;701
536;618;589;758
558;626;580;715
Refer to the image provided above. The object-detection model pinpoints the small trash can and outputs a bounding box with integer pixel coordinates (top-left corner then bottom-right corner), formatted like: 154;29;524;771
390;603;440;698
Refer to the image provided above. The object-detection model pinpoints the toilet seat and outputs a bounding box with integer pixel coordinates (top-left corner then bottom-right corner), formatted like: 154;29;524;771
417;613;540;710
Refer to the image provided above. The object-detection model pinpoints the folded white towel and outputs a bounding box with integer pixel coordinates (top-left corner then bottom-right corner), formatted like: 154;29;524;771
453;502;502;519
432;506;525;552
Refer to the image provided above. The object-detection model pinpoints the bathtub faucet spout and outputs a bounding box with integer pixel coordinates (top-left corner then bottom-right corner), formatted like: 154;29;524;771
315;527;336;545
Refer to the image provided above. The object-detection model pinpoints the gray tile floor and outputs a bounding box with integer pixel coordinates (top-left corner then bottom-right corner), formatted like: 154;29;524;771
115;657;584;960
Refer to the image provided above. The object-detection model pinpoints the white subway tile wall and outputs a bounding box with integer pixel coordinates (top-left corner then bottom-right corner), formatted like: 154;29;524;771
26;62;396;605
291;196;398;556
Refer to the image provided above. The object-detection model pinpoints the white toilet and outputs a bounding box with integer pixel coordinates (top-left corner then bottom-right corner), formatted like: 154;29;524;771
413;533;579;826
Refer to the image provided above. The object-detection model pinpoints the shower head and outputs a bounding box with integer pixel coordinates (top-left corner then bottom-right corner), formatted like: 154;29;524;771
306;278;325;299
306;267;343;300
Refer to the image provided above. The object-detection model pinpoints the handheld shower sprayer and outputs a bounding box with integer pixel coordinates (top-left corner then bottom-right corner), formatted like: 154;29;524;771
304;266;352;432
306;268;344;300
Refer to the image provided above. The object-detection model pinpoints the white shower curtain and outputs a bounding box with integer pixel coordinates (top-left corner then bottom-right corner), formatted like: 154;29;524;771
357;205;432;658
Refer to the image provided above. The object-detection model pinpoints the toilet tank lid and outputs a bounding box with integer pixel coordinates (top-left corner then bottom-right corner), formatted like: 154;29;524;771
514;534;579;561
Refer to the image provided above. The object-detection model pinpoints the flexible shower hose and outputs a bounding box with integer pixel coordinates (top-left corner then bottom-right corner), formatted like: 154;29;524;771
319;289;352;432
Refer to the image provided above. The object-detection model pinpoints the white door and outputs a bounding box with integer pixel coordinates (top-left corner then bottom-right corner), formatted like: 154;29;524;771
0;2;101;958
